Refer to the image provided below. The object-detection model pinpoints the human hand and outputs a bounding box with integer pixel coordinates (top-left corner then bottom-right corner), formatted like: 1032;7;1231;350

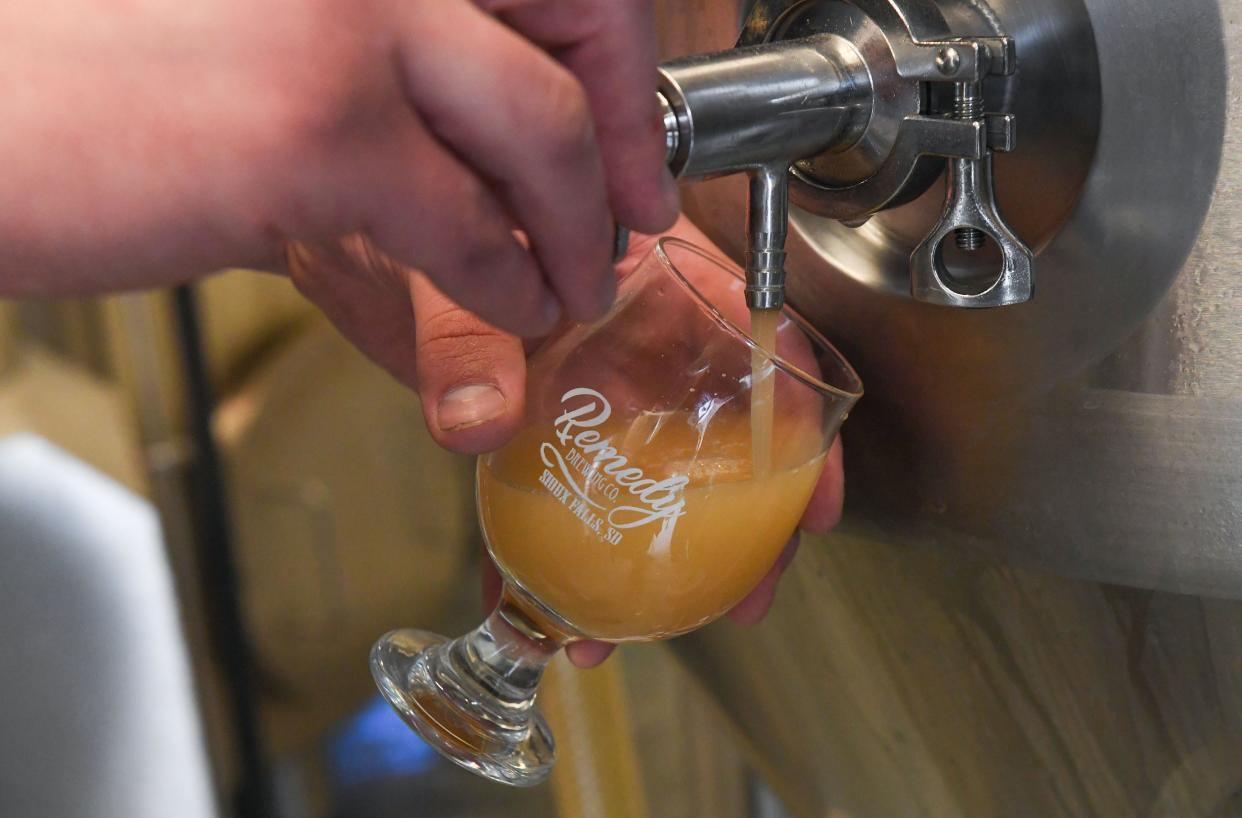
0;0;676;334
288;216;846;668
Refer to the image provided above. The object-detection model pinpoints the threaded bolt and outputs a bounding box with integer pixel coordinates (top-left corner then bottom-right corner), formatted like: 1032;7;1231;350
953;82;986;252
955;228;985;250
953;85;984;120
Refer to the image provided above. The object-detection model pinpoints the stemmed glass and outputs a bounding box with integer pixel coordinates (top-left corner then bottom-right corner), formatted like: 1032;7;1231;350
370;238;863;786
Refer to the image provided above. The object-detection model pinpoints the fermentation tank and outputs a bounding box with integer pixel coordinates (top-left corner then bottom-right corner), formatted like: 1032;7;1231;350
650;1;1242;815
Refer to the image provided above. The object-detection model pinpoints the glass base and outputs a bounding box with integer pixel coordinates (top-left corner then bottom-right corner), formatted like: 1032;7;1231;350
370;628;555;787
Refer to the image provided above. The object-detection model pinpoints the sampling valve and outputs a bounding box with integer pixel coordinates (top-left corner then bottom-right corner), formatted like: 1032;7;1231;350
651;0;1033;310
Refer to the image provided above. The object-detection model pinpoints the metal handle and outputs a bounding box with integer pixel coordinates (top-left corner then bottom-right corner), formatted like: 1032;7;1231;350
910;155;1034;307
909;77;1034;307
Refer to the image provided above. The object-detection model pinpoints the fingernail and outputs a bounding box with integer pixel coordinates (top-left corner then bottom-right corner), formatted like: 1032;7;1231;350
438;384;508;432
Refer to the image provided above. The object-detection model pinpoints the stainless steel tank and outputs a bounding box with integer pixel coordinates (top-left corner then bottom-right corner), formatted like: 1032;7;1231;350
659;0;1235;600
653;2;1242;816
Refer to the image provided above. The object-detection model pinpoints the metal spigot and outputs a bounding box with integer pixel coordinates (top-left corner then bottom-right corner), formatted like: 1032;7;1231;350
745;166;790;311
643;0;1034;311
656;35;873;311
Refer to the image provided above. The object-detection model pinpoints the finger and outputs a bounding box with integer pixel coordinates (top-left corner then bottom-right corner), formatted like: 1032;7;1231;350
566;640;615;668
285;236;423;390
348;123;561;338
727;533;801;626
619;215;730;281
613;221;670;280
800;435;845;533
396;3;617;324
410;271;528;454
486;0;680;233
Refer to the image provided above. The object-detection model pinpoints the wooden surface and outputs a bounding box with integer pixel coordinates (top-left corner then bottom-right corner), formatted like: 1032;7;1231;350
543;642;755;818
544;654;653;818
673;530;1242;818
622;645;754;818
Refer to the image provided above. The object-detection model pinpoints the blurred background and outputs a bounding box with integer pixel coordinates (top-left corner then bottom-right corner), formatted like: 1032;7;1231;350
0;273;794;818
8;0;1242;814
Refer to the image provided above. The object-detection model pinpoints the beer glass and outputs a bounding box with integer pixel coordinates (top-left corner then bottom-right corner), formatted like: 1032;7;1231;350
371;238;863;786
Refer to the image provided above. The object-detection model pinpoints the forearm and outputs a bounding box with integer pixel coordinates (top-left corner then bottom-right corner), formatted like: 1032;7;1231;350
0;0;673;341
0;2;328;296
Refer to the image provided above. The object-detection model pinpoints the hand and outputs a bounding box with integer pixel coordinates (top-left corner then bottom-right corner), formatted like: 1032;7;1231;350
288;216;847;668
0;0;677;335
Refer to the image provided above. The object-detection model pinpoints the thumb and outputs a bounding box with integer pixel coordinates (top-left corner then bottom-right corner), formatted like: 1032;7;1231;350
409;271;528;454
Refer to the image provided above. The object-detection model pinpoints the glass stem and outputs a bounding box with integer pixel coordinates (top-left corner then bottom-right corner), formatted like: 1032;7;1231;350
428;592;564;737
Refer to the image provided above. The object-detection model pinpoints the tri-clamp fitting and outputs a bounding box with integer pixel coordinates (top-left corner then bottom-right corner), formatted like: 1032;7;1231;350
655;0;1035;310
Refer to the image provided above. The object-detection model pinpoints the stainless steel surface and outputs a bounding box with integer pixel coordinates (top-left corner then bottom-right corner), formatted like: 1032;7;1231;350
659;35;874;309
650;3;1238;814
751;0;1031;307
661;0;1231;594
745;165;790;310
658;36;873;179
780;0;1098;305
740;0;1017;219
787;0;1101;308
658;92;680;166
950;82;986;254
660;0;1039;308
909;78;1034;307
910;154;1033;306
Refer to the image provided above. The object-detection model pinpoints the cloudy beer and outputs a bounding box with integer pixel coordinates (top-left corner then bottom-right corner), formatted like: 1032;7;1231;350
479;387;825;640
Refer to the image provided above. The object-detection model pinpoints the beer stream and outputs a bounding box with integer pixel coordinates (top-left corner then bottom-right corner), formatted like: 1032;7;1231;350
749;307;779;477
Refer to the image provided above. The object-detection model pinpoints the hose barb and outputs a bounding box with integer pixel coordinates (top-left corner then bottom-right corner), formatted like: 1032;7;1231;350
745;166;790;311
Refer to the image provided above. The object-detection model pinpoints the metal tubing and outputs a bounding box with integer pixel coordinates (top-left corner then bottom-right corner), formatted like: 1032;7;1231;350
659;35;873;179
659;36;872;309
746;165;790;310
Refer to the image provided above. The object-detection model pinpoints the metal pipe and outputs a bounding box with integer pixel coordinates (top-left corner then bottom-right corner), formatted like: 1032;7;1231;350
746;165;790;310
658;35;873;178
658;35;873;309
